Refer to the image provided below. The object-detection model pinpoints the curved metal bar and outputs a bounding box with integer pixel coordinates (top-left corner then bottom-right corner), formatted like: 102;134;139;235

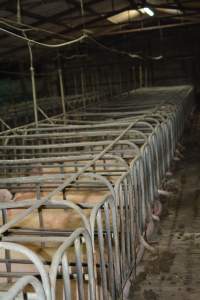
90;195;121;298
0;242;51;300
49;227;96;300
0;86;193;300
4;275;46;300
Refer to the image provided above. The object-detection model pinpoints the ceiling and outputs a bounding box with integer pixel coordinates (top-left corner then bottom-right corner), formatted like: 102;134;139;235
0;0;200;63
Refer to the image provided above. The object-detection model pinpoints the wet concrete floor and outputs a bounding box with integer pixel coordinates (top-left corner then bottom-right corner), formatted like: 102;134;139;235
128;112;200;300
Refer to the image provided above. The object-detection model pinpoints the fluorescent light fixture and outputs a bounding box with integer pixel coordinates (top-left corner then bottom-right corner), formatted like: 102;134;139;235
156;8;183;15
139;7;154;17
108;7;154;24
108;10;140;24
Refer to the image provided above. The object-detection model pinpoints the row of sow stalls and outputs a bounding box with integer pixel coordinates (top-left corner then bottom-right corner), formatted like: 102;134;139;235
0;86;194;299
0;90;108;130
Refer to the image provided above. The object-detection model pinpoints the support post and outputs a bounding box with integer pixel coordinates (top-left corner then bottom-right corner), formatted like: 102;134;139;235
17;0;22;23
30;66;39;127
24;31;39;128
132;66;136;90
81;67;86;111
145;65;148;87
139;64;143;88
58;67;66;121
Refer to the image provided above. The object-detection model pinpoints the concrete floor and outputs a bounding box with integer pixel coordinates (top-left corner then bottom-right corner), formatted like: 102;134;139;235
128;112;200;300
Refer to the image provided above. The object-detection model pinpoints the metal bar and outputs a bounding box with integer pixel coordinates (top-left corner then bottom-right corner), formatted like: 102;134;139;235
5;275;46;300
58;67;67;121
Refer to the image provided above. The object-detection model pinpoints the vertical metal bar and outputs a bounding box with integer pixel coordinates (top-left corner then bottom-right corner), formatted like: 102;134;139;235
132;66;136;90
123;178;131;265
127;66;130;95
97;209;108;299
62;254;72;300
36;183;45;248
17;0;22;23
58;68;66;121
23;30;38;127
95;68;101;108
119;184;126;281
119;67;122;94
149;62;152;86
30;66;39;127
145;65;148;87
81;68;86;111
75;237;85;300
108;67;113;98
2;210;12;283
61;163;67;201
104;202;115;299
139;64;143;88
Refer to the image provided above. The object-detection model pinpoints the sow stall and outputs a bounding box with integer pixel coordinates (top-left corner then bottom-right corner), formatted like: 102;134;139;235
0;91;104;130
0;86;194;299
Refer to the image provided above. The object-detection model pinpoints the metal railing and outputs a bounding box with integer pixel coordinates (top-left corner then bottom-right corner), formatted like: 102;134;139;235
0;85;194;299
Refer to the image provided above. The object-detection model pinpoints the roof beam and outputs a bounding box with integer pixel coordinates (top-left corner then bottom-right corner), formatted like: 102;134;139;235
97;18;200;36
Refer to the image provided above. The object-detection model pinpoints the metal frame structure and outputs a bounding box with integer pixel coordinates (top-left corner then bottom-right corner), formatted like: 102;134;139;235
0;85;194;299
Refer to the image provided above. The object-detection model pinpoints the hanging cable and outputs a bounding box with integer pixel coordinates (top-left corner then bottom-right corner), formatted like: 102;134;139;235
86;35;163;61
0;26;87;48
0;17;79;41
0;20;30;32
0;14;162;60
23;31;38;127
61;54;88;60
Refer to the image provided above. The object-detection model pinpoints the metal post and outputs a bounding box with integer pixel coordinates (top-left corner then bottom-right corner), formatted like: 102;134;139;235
139;64;143;88
58;67;66;120
17;0;22;23
73;72;78;95
91;69;96;100
127;66;130;95
132;66;136;90
81;67;86;111
119;67;122;94
149;62;153;86
109;68;113;98
145;65;148;87
30;66;38;127
24;32;39;128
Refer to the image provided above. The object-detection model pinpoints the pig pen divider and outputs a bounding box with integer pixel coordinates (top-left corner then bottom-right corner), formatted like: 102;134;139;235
0;86;194;299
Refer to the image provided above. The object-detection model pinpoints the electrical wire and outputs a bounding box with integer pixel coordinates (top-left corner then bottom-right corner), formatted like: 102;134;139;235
87;35;143;58
0;17;77;41
0;18;162;60
0;26;87;48
0;0;85;50
61;54;88;60
87;35;163;61
0;20;31;32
